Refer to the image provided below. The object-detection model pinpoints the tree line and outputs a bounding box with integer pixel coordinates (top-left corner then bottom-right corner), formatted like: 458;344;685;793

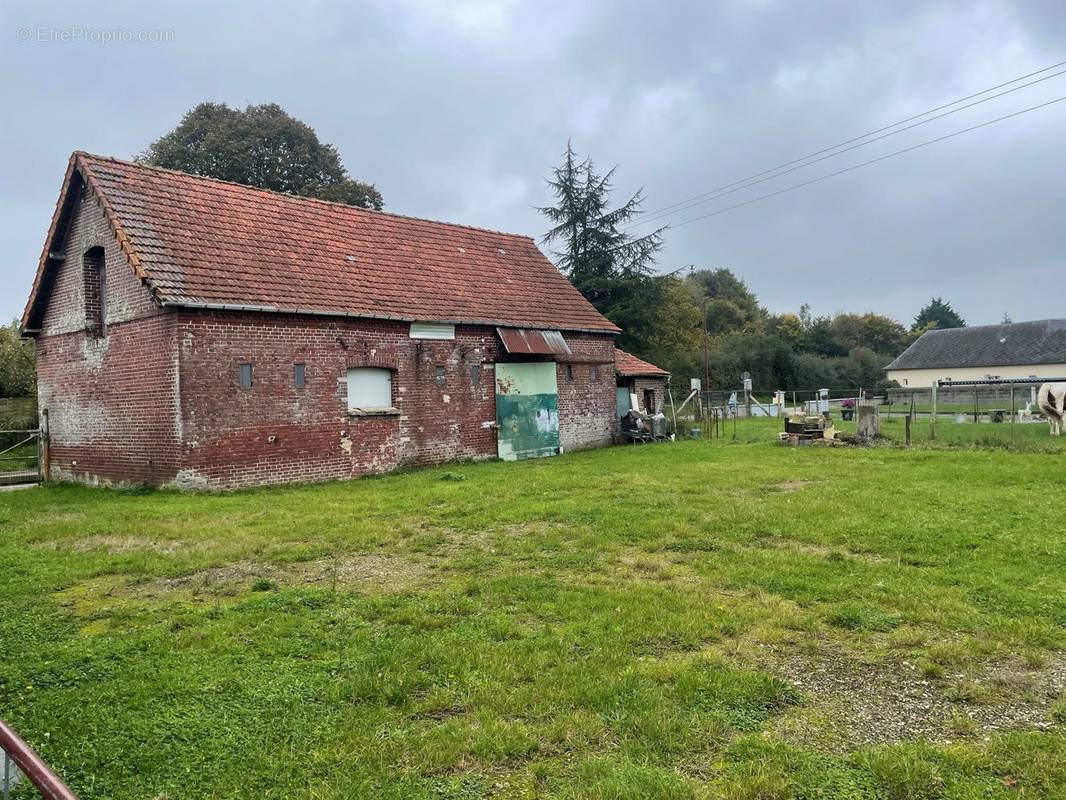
539;142;967;394
3;105;971;399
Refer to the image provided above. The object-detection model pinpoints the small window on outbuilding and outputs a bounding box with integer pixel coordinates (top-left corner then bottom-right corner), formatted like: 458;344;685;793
410;322;456;340
83;246;106;337
435;366;446;387
346;367;393;412
590;365;599;382
566;364;574;381
469;364;481;386
294;363;306;388
239;363;253;388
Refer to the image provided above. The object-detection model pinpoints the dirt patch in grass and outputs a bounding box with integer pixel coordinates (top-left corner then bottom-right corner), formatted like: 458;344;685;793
743;536;890;565
751;642;1066;751
35;534;196;554
133;552;432;597
766;480;818;493
54;553;435;617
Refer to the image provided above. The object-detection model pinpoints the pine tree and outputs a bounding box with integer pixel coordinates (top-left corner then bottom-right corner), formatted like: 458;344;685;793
538;142;665;351
913;297;966;331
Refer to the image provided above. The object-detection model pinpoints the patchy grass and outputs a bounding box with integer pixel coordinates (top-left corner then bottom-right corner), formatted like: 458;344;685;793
1;422;1065;798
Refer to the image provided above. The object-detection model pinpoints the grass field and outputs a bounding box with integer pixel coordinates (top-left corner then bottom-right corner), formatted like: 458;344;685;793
2;422;1066;799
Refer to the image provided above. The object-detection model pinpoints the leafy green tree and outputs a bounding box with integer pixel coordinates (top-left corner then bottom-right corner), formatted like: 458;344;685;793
805;315;849;358
913;297;965;331
685;268;764;335
766;313;807;351
141;103;383;209
539;142;664;353
830;313;909;355
0;320;36;397
644;277;702;379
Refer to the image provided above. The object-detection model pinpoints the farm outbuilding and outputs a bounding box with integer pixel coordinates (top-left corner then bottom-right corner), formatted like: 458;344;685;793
885;319;1066;387
21;152;624;489
614;348;670;417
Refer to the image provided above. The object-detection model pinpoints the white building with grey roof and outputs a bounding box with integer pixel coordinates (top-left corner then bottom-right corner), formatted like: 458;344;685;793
885;319;1066;387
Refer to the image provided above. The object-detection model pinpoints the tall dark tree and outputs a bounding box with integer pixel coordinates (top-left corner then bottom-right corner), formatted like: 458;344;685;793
538;143;664;352
141;103;383;209
913;297;965;331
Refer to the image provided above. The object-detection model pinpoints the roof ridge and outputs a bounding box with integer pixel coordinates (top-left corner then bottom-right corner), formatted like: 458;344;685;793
925;318;1065;334
73;151;539;243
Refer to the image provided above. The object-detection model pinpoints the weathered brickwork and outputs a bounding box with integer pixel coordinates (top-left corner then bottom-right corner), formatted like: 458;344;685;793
35;189;181;485
174;312;505;488
173;313;618;488
556;334;617;452
33;184;621;489
632;377;670;414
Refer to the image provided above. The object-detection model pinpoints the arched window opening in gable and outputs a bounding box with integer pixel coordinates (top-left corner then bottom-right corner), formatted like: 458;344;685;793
83;246;106;336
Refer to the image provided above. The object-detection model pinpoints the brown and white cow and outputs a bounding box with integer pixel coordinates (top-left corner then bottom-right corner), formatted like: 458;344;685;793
1038;383;1066;436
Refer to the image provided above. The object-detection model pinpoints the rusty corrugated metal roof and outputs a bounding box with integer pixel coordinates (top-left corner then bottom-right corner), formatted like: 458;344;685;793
496;327;572;356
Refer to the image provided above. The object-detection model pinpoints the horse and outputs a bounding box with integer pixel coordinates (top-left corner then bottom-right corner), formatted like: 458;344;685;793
1038;382;1066;436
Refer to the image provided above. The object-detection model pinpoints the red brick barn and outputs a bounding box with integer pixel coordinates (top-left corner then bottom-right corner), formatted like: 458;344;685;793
21;153;622;489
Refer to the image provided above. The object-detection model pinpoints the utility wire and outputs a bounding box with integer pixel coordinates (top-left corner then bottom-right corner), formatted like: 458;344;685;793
630;67;1066;229
663;94;1066;231
629;59;1066;228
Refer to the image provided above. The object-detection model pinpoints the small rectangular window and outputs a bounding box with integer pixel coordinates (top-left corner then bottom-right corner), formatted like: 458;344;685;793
294;363;306;388
346;367;392;411
590;365;599;382
410;322;456;340
469;364;481;386
566;364;574;381
435;366;446;387
239;363;253;388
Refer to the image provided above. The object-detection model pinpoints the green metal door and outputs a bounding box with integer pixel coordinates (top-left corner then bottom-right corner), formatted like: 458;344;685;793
495;362;560;460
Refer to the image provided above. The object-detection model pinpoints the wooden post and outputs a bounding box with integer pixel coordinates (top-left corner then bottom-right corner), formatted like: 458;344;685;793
668;385;678;437
930;382;938;440
1009;384;1015;449
905;412;912;447
973;386;979;425
40;408;49;481
857;401;880;439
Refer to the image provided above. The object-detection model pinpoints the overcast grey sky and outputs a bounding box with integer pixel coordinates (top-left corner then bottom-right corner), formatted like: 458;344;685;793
3;0;1065;327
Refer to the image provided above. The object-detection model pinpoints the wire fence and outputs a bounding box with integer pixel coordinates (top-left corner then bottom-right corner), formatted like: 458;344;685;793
663;381;1063;450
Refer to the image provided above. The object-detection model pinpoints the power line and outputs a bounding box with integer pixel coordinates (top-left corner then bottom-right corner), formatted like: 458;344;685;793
629;59;1066;228
664;94;1066;231
630;66;1066;229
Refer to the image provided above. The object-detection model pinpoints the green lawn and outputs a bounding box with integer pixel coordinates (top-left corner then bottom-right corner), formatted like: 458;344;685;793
2;424;1065;799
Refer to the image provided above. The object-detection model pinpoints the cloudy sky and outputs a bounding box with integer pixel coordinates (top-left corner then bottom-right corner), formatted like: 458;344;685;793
3;0;1065;327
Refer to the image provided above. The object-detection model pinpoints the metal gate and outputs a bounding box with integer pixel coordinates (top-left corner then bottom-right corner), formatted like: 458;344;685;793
495;362;560;460
0;428;42;486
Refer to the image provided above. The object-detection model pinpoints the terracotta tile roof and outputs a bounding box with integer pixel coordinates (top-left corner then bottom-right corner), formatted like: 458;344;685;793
24;152;620;333
615;348;669;377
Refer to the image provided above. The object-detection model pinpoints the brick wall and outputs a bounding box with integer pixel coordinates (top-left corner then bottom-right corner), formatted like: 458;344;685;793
631;377;670;414
35;185;181;485
174;312;616;488
556;334;617;452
